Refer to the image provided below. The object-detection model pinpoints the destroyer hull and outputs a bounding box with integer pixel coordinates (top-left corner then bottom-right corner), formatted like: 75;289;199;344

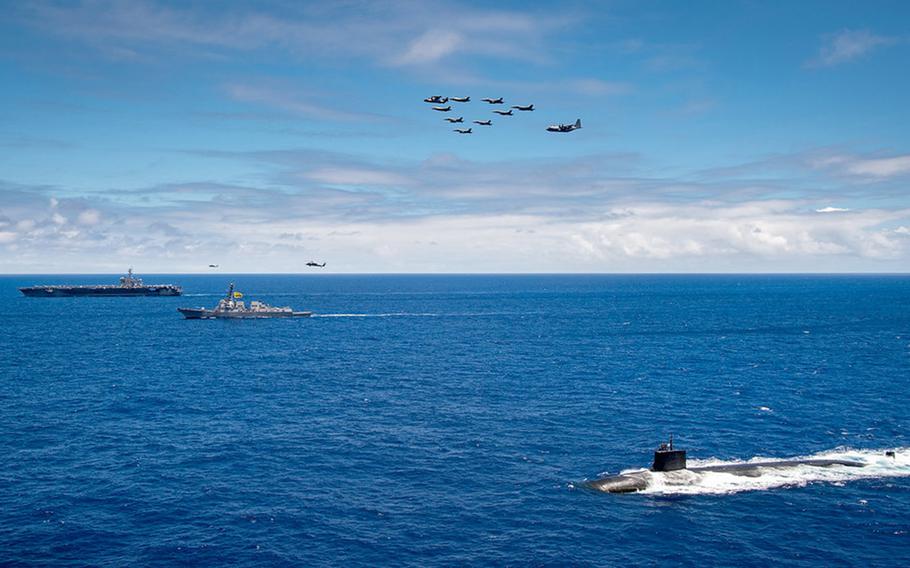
20;286;181;297
178;308;312;319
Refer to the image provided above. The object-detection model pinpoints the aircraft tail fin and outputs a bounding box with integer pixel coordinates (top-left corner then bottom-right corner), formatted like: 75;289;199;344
575;119;582;129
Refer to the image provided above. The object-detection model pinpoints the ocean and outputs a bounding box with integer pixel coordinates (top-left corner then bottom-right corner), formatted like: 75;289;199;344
1;274;908;566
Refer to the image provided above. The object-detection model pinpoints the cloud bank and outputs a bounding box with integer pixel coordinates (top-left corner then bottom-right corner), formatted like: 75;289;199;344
2;147;909;273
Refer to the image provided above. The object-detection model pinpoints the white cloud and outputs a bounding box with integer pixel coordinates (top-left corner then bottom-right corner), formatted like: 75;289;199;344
816;207;850;213
306;168;412;187
570;202;907;261
808;152;910;180
77;209;102;225
395;30;463;65
846;155;910;178
809;29;897;68
19;1;567;69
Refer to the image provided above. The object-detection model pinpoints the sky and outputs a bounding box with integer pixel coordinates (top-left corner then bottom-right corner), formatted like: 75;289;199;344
1;0;909;273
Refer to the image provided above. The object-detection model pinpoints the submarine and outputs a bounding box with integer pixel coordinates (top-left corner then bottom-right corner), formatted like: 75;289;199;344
587;436;867;494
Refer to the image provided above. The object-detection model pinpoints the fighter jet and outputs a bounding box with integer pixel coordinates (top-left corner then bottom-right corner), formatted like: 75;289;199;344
306;261;326;267
454;128;472;134
208;264;219;268
432;105;452;112
444;117;464;123
511;104;534;111
482;97;504;104
546;118;582;133
451;96;470;102
424;96;447;103
492;109;513;116
473;119;492;126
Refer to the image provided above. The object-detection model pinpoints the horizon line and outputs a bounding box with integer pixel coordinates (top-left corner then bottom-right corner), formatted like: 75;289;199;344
2;272;909;277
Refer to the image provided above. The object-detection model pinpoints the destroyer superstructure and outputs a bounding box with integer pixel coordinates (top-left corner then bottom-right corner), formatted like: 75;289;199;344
19;269;182;297
178;283;311;319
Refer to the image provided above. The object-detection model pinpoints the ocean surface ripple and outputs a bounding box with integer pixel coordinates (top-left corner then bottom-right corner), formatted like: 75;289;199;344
1;274;909;566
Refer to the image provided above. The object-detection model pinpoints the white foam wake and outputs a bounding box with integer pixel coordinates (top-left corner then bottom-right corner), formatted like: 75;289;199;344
627;447;910;495
311;311;525;318
312;313;440;318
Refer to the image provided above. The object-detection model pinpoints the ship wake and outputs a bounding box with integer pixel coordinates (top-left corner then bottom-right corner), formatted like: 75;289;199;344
312;311;524;318
605;447;910;495
312;313;441;318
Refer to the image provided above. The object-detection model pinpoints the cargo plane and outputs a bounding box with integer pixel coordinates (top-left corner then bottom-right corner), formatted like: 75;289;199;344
546;119;582;133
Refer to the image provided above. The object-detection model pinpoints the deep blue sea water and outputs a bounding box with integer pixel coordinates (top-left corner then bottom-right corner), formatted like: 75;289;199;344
1;274;909;566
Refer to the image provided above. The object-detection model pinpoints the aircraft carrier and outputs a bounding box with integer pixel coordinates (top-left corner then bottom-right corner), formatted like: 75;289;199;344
19;269;182;297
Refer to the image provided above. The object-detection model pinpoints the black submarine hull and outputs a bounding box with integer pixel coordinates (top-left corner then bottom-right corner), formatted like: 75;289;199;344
588;458;865;493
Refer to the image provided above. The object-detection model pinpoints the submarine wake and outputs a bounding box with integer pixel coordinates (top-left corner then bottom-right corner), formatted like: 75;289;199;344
587;447;910;496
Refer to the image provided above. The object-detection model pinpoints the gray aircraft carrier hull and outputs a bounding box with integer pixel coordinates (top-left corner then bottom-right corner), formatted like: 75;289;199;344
20;285;181;297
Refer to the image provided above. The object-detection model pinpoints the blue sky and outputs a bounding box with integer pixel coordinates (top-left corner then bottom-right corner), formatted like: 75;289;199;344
1;0;908;272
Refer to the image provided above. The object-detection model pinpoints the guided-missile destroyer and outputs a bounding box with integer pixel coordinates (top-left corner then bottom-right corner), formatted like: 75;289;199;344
587;436;867;493
19;268;182;297
178;283;311;319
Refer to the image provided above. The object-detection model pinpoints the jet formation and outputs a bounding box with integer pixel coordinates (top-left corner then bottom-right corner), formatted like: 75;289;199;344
423;95;581;134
